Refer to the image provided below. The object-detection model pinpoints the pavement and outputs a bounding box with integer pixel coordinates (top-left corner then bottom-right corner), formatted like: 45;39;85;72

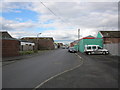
1;50;51;66
2;50;51;61
40;52;119;88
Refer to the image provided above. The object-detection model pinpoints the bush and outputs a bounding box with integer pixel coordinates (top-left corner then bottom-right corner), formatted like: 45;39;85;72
33;50;38;53
19;51;34;55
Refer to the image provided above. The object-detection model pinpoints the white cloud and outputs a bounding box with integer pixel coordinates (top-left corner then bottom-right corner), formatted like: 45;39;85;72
31;2;118;29
1;2;33;13
8;31;38;38
0;17;39;30
2;0;120;2
1;2;118;44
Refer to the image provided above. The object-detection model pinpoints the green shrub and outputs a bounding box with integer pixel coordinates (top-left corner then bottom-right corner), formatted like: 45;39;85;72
19;51;34;55
33;50;38;53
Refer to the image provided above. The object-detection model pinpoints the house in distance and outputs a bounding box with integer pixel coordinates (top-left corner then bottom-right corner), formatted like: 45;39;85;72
21;37;55;50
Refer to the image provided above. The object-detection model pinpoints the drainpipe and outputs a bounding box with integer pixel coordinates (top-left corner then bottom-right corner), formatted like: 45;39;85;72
37;33;42;51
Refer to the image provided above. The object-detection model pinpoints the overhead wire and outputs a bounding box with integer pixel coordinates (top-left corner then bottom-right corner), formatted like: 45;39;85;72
40;2;58;17
40;1;80;42
40;1;76;28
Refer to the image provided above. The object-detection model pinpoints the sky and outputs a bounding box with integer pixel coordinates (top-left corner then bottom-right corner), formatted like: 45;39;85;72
1;0;119;44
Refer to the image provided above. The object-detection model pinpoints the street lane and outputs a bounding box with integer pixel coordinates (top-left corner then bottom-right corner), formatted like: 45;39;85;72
40;52;118;88
78;53;118;87
3;49;81;88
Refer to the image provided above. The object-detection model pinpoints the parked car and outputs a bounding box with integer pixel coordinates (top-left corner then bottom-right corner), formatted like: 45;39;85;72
66;46;69;49
84;45;109;55
68;47;77;53
62;46;66;49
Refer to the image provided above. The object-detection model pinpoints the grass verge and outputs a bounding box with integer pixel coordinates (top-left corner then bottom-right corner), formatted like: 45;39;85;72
19;51;35;55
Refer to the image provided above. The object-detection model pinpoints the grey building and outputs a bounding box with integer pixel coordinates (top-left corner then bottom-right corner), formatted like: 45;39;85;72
20;40;35;51
97;31;120;56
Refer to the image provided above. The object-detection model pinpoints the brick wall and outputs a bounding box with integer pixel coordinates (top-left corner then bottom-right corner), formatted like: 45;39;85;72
2;40;20;57
103;38;120;44
38;39;55;50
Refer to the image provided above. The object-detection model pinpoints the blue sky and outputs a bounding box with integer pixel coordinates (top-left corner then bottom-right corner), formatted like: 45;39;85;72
2;9;38;22
2;7;57;33
1;1;118;44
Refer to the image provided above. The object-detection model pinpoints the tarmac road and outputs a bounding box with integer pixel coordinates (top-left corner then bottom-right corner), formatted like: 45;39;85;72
40;52;119;88
2;49;82;88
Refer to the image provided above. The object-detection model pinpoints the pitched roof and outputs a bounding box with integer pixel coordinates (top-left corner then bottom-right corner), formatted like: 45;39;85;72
0;31;17;40
71;35;96;44
0;31;13;38
83;35;95;39
100;31;120;38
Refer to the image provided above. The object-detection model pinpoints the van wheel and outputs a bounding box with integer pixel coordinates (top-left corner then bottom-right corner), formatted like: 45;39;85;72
103;52;106;55
87;52;91;55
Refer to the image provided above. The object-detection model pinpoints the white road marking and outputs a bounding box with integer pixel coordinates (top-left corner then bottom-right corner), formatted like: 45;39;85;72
33;53;83;90
75;53;82;59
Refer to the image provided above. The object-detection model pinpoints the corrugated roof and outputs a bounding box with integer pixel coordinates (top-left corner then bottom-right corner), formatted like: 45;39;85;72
100;31;120;38
21;37;53;39
21;37;54;41
72;35;95;43
19;40;34;43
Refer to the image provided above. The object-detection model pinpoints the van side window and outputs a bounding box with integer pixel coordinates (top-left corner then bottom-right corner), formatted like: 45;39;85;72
87;46;91;49
92;46;96;49
98;46;102;49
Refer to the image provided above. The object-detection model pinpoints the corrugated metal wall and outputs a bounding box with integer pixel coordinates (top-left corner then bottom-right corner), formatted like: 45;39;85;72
74;45;79;51
78;39;103;52
104;43;120;56
20;45;35;51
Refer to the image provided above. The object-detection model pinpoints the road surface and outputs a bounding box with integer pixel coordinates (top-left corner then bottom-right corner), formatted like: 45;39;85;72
2;49;81;88
40;52;119;88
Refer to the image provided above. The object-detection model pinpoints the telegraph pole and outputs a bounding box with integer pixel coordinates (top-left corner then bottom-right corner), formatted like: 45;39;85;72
78;29;80;40
37;33;41;51
78;29;80;52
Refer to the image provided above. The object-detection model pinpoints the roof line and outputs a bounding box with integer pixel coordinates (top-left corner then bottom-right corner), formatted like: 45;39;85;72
99;31;103;37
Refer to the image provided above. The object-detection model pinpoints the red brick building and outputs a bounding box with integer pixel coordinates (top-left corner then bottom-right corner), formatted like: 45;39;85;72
1;31;20;57
70;40;80;47
21;37;55;50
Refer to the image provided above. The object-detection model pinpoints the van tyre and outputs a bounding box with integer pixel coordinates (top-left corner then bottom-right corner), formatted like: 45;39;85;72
87;52;91;55
103;51;106;55
106;52;109;55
